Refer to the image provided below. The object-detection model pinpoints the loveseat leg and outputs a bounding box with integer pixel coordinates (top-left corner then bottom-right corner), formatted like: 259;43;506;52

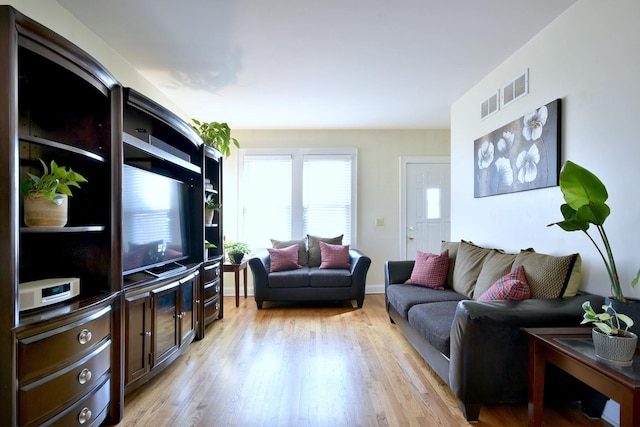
256;300;263;309
460;403;480;422
356;298;364;308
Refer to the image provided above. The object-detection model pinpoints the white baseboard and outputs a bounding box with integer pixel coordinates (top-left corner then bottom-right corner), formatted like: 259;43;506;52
601;399;619;427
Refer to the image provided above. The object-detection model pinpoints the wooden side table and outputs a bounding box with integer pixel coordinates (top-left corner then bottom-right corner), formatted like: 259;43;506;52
525;327;640;427
224;259;248;307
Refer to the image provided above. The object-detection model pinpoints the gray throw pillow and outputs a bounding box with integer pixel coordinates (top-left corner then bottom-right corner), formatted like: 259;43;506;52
307;234;343;267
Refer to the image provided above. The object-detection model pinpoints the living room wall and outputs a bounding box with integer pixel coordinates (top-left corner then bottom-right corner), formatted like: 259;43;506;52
224;129;450;292
450;0;640;298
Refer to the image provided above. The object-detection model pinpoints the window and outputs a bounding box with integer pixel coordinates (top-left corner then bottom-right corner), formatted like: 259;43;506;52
239;149;356;250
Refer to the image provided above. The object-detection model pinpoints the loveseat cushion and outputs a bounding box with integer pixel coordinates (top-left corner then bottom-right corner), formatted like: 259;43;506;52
408;301;460;357
271;238;308;266
387;284;466;319
307;234;343;267
268;267;311;288
309;267;352;287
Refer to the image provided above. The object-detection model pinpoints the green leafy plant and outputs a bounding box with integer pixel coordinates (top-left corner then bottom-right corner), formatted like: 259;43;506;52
205;193;221;210
191;119;239;158
548;161;640;301
582;301;634;336
224;241;250;255
21;159;88;205
205;240;217;249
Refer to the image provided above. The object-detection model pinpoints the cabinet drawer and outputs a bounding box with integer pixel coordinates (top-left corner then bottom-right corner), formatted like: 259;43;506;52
18;307;111;381
203;279;221;301
47;377;110;427
203;262;221;283
204;296;220;323
19;340;111;426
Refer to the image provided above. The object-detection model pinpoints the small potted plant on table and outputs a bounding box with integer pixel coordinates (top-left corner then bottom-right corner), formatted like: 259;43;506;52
582;301;637;366
224;241;250;264
21;159;88;227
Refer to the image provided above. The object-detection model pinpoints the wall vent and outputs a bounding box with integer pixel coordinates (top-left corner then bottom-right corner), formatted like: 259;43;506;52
502;70;529;107
480;91;500;120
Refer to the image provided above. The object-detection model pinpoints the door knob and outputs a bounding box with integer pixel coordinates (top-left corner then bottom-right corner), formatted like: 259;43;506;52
408;236;415;240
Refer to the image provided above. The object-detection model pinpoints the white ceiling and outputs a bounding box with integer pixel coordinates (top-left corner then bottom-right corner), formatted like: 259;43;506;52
57;0;575;129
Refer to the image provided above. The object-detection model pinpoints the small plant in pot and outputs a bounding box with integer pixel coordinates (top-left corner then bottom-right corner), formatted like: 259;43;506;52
21;159;88;227
191;119;239;158
205;240;217;259
582;301;637;366
224;241;250;264
205;194;221;224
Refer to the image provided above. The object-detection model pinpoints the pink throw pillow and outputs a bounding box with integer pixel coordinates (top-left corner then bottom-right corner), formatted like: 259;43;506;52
405;250;449;289
477;266;531;301
319;241;351;269
268;244;302;272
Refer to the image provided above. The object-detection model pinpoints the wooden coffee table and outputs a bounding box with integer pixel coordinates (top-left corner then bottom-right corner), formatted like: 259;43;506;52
525;327;640;427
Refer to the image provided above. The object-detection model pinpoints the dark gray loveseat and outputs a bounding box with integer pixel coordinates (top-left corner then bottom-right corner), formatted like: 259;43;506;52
385;240;605;421
249;248;371;309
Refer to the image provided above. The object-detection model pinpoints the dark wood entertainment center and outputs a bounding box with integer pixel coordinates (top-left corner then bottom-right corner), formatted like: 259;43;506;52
0;6;224;425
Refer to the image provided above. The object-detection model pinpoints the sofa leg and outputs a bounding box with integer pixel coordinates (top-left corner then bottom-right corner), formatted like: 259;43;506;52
356;298;364;308
256;300;263;309
460;403;480;422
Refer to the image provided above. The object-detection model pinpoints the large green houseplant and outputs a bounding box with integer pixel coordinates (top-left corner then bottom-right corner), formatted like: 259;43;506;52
191;119;239;158
548;161;640;302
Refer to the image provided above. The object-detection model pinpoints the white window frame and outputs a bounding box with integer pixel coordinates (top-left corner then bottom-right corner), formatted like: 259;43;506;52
238;148;358;250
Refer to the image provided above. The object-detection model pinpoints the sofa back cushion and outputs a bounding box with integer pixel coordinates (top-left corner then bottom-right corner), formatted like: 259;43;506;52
405;250;449;289
511;250;580;298
271;238;308;266
473;250;517;299
307;234;343;267
440;241;460;288
452;241;492;297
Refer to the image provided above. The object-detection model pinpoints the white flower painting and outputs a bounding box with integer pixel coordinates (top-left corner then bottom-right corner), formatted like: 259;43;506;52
474;99;560;197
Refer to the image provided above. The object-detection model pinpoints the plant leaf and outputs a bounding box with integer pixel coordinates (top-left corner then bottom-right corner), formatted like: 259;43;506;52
560;161;609;210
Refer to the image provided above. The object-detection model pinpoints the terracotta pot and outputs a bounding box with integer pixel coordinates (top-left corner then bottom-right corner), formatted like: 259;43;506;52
23;194;68;227
591;328;637;367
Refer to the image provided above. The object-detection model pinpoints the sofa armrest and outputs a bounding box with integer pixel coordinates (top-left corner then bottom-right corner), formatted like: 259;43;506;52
248;251;270;299
349;249;372;290
448;293;605;406
384;260;415;288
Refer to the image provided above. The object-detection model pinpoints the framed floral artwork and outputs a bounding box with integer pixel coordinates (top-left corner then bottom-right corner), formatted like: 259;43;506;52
474;99;561;198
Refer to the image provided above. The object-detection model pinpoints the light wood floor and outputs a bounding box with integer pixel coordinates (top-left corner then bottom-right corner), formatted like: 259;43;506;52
121;295;609;427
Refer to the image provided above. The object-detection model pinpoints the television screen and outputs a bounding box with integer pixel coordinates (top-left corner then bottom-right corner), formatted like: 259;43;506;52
122;164;190;275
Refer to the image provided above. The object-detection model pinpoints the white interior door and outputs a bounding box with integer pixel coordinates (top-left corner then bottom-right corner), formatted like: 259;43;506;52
401;158;451;258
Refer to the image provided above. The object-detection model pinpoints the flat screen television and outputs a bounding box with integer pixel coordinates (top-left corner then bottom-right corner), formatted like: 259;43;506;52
122;164;190;275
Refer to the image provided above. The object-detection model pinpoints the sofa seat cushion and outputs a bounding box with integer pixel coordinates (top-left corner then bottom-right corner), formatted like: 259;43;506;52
408;301;460;357
309;267;352;287
387;284;466;319
269;267;311;288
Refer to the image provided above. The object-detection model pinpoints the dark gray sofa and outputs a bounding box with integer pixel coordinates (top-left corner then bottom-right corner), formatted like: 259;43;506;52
385;241;606;422
249;248;371;309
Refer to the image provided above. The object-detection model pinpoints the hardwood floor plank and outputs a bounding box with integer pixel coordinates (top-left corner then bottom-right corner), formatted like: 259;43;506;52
121;295;609;426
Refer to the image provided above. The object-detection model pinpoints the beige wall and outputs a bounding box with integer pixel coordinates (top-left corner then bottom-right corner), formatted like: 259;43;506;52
451;0;640;298
223;129;450;292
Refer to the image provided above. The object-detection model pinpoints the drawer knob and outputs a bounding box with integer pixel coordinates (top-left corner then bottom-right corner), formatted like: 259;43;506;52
78;368;92;385
141;331;152;336
78;407;92;424
215;285;220;293
215;267;220;276
78;329;92;345
215;302;220;310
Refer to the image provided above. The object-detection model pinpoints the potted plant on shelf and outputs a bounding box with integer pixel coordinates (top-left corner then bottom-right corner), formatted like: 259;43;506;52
21;159;88;227
205;194;221;224
581;301;637;366
205;240;217;259
191;119;239;158
224;241;250;264
548;160;640;334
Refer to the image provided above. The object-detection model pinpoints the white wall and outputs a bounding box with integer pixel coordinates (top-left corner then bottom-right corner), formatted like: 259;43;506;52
3;0;189;121
451;0;640;298
223;129;450;292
